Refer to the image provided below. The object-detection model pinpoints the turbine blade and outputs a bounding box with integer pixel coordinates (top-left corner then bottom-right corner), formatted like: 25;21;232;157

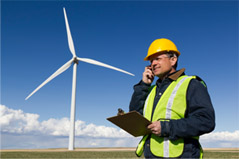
25;59;74;100
77;57;135;76
63;8;76;57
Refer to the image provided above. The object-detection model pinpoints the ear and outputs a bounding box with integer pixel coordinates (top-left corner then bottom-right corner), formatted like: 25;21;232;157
170;56;177;67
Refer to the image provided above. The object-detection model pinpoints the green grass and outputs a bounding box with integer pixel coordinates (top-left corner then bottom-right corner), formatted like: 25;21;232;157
1;150;238;158
203;150;239;158
0;151;142;159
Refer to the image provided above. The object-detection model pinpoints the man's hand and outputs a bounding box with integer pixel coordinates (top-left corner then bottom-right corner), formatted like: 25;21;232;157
142;66;154;84
148;121;161;136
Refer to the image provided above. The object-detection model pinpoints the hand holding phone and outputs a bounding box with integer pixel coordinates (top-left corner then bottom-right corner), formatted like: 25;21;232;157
142;65;154;84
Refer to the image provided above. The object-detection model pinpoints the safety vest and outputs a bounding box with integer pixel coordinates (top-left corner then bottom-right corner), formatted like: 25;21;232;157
136;75;203;158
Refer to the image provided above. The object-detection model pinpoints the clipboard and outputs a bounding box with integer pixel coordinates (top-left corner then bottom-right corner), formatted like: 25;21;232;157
107;111;152;137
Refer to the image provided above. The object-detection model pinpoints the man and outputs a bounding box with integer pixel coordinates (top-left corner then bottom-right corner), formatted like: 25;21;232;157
129;38;215;158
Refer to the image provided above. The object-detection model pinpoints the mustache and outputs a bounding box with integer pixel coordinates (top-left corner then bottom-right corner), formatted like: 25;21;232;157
152;65;160;70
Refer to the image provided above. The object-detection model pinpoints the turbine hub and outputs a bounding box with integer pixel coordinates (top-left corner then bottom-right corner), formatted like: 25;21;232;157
73;57;79;64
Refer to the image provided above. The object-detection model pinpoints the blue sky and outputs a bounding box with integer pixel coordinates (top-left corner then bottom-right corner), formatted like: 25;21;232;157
1;1;238;149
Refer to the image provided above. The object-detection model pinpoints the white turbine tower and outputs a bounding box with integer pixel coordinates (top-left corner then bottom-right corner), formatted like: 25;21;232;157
25;8;134;150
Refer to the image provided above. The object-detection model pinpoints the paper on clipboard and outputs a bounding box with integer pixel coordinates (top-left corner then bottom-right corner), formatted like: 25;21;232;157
107;111;152;137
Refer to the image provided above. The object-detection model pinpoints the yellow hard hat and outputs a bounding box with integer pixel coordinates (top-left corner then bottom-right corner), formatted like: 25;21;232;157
144;38;181;61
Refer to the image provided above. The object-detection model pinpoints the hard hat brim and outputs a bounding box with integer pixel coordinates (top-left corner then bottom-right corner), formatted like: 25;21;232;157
144;50;180;61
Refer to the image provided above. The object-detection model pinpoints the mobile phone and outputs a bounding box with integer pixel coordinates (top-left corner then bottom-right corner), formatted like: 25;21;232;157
146;65;154;78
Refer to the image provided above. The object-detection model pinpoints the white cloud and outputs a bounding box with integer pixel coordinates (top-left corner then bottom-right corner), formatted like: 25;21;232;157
0;105;129;138
1;104;138;149
201;131;239;142
1;105;239;149
200;131;239;148
0;105;40;134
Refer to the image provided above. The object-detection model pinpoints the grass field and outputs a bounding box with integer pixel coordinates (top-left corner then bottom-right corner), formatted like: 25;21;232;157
1;148;238;158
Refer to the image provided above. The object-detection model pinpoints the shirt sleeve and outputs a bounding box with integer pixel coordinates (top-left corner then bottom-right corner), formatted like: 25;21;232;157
129;80;151;115
162;79;216;140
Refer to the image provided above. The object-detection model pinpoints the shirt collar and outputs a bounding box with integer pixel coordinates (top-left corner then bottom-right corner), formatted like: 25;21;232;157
168;68;185;81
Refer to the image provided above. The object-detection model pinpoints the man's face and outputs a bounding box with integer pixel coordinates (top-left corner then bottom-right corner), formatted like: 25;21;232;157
149;53;177;78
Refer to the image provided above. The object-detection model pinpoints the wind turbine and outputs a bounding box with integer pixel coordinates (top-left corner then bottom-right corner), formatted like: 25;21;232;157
25;8;134;150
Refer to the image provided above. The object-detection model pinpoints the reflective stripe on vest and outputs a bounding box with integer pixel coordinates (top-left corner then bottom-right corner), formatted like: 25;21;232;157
136;75;199;158
163;76;190;157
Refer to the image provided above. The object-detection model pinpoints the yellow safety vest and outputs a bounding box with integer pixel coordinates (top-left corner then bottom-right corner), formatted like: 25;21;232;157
136;75;203;158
